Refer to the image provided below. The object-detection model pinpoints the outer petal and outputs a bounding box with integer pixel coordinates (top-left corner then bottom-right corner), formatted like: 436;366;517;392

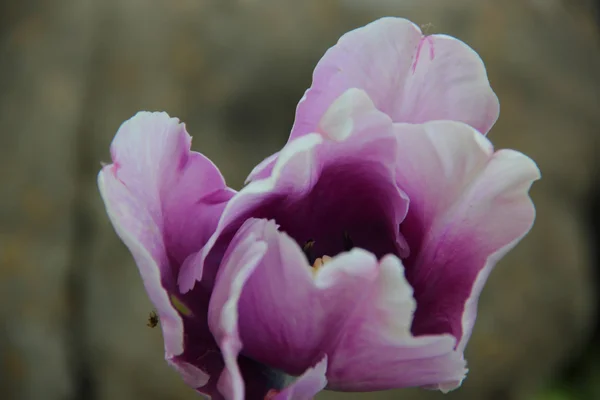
209;218;465;393
98;170;216;391
247;18;499;185
182;89;408;292
327;255;466;392
210;221;270;400
290;17;499;141
98;112;234;395
394;121;540;352
108;112;235;268
246;151;279;183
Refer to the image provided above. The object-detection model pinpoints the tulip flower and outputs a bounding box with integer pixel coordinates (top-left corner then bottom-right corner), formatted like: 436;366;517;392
99;17;539;400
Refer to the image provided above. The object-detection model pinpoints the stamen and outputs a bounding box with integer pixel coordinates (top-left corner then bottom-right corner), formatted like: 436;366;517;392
312;255;332;274
343;231;354;251
302;239;316;265
170;294;192;316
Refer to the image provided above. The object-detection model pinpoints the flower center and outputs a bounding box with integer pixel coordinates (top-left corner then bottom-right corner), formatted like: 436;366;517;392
301;231;354;273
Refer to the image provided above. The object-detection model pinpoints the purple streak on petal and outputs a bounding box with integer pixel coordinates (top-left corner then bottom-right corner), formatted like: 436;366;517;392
397;34;499;134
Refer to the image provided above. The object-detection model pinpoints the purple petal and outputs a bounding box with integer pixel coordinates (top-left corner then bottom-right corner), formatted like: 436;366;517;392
211;223;268;400
394;121;540;352
291;17;499;142
207;219;300;400
209;218;465;392
185;89;409;291
98;112;235;395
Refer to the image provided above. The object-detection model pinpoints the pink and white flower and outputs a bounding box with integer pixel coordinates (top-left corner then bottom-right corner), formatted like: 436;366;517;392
98;17;539;400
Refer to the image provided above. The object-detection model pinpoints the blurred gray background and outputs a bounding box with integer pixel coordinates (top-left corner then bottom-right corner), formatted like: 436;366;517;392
1;0;600;399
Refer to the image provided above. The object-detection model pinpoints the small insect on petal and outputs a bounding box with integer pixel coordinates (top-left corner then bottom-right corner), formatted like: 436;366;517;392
147;310;159;328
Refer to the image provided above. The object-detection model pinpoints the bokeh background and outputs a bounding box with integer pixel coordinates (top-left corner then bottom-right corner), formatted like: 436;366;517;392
1;0;600;399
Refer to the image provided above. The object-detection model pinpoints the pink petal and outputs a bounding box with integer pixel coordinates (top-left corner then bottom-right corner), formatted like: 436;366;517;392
98;170;214;390
270;357;328;400
108;112;235;269
290;17;499;142
245;151;279;183
184;89;408;292
327;255;466;391
394;120;540;352
247;17;499;186
211;222;268;400
209;219;325;400
98;112;235;395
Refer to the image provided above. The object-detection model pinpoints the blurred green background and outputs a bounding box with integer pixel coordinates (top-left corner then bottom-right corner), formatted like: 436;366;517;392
1;0;599;399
